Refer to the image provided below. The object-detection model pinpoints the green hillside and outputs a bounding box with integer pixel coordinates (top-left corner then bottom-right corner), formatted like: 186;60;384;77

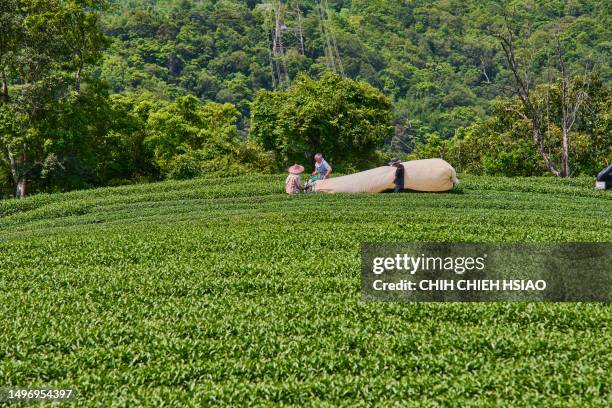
1;0;610;197
102;0;611;139
1;176;610;406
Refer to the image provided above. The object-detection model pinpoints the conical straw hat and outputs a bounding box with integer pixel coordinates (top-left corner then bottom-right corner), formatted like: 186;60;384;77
288;164;304;174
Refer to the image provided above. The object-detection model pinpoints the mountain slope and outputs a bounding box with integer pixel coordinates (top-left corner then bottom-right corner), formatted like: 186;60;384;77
100;0;611;140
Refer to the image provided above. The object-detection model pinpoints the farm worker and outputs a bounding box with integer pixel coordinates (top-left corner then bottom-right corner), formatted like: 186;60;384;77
285;164;304;194
312;153;332;180
389;158;405;193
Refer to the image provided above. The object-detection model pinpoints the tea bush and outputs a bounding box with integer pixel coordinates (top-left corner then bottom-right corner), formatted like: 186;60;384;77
0;175;610;406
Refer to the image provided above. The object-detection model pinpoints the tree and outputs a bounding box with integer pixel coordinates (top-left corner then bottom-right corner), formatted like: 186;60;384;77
492;12;592;177
410;79;610;177
250;73;392;170
144;95;269;178
0;0;109;198
0;0;66;198
59;0;111;92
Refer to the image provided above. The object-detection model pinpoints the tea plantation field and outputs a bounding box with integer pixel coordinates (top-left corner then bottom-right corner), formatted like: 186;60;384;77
0;175;610;406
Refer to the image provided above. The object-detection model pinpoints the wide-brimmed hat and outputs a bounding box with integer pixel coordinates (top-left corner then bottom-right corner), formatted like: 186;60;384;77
288;164;305;174
389;158;401;166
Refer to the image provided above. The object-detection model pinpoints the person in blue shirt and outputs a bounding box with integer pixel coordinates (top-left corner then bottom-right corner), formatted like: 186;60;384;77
312;153;332;180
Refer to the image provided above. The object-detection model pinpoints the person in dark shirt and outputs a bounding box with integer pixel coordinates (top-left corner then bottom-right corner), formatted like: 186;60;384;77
389;158;405;193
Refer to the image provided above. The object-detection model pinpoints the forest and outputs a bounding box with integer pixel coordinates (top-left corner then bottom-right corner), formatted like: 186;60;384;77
0;0;610;198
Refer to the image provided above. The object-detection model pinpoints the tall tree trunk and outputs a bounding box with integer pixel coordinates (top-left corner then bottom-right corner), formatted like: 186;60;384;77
16;177;27;199
7;144;27;199
480;58;491;83
532;127;560;177
561;129;569;177
7;148;17;183
1;68;8;102
75;59;83;93
18;145;26;198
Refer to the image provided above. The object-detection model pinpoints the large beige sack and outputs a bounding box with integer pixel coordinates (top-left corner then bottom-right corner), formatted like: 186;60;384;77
313;158;458;193
403;158;458;192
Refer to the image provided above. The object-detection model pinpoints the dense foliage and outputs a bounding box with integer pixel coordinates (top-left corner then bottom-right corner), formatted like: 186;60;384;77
1;175;610;405
410;77;612;176
143;95;273;178
251;73;392;170
0;0;610;198
100;0;610;142
0;0;111;198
